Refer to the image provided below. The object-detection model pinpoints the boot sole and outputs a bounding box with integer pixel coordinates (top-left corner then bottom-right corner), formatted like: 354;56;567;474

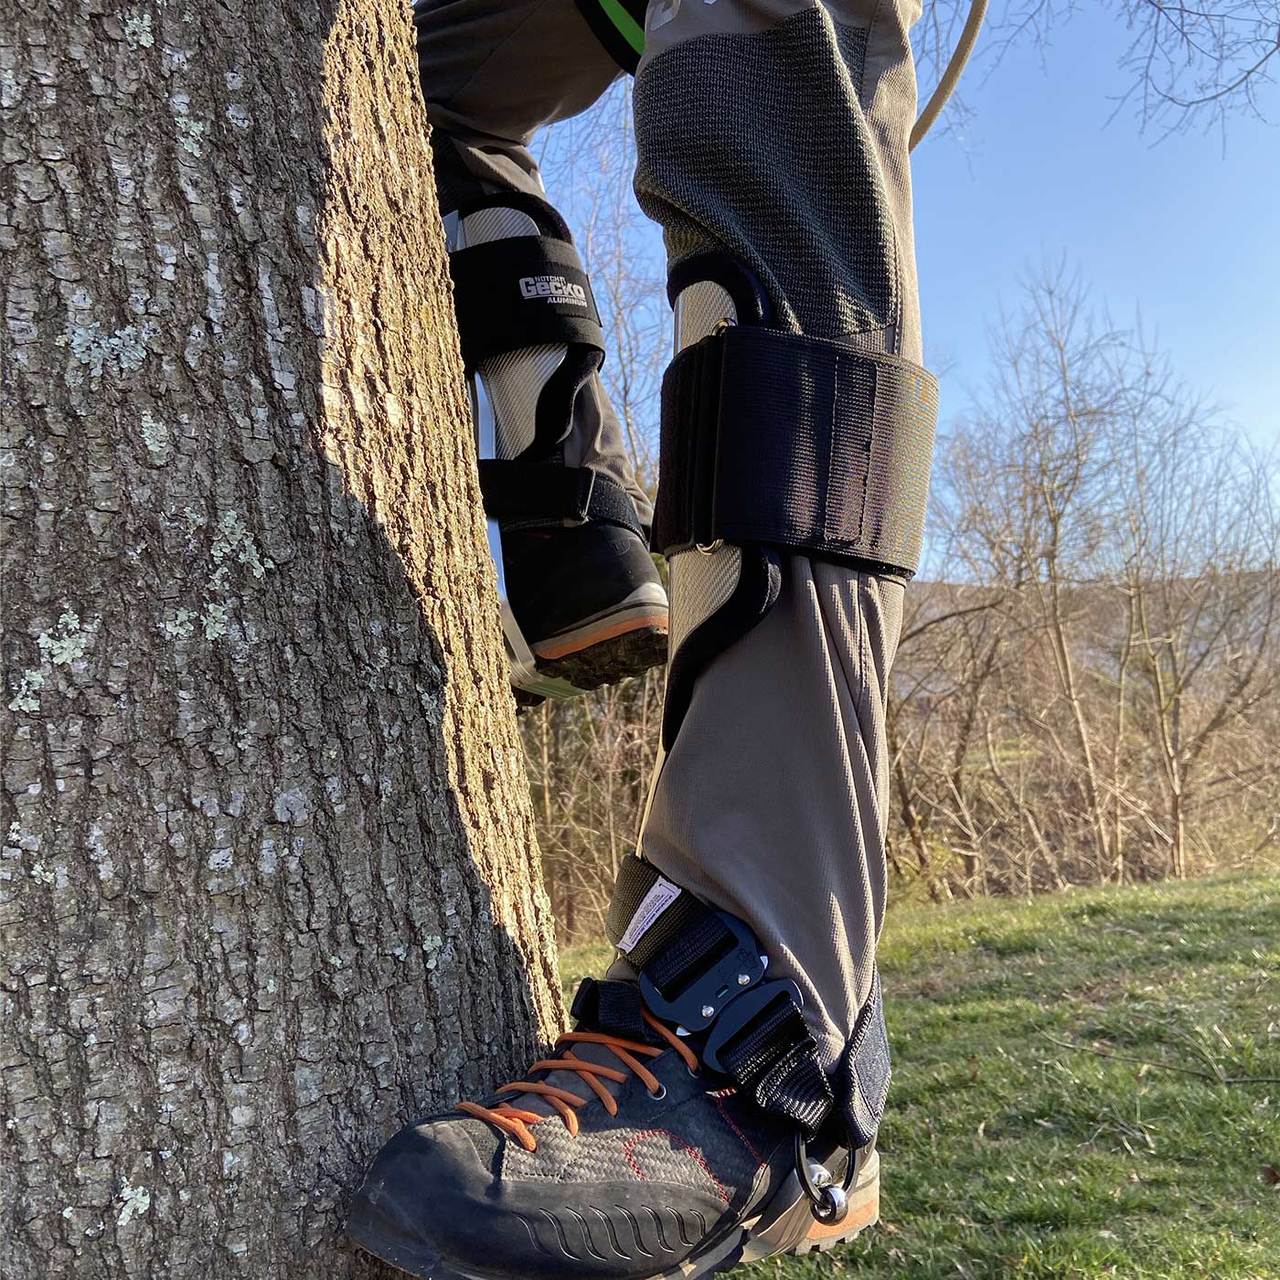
536;615;668;685
513;622;669;710
348;1152;878;1280
513;596;669;708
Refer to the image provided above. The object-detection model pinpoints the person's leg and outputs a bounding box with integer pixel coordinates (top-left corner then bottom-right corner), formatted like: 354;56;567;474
622;0;932;1072
414;0;668;699
349;5;937;1275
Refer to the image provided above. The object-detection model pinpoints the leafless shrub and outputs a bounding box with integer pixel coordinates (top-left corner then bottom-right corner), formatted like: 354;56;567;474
893;268;1280;897
520;96;1279;941
930;0;1279;135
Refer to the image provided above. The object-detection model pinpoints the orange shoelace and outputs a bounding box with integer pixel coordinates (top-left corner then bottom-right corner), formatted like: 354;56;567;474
457;1010;699;1153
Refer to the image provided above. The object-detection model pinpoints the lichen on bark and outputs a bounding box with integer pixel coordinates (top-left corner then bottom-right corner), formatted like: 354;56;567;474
0;2;561;1274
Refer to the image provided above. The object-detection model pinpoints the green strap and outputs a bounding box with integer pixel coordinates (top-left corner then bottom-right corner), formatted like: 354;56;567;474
597;0;644;57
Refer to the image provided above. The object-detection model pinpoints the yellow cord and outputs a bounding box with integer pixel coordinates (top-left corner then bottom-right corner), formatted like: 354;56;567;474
910;0;989;150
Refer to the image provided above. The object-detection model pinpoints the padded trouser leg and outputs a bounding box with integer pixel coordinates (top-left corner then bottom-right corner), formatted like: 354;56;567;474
640;563;901;1070
629;0;928;1067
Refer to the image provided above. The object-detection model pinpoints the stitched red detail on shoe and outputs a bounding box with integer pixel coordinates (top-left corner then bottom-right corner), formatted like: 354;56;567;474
621;1128;731;1205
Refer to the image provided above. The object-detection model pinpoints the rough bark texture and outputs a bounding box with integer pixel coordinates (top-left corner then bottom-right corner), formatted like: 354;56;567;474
0;2;562;1275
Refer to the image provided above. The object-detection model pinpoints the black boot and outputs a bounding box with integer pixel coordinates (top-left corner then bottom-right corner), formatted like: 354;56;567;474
445;193;668;703
501;521;667;695
348;980;878;1280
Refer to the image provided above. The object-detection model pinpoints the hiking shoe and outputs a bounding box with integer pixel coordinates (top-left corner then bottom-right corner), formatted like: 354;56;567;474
347;985;878;1280
502;519;668;701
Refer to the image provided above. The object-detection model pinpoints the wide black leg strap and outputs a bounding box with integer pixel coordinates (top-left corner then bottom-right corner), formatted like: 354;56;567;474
652;326;939;578
449;234;605;371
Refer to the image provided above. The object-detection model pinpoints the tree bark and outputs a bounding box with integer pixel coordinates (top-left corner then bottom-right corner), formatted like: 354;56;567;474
1;2;561;1275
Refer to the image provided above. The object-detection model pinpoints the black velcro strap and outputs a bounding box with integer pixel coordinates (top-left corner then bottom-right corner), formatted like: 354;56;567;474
570;978;653;1042
449;236;604;369
713;986;834;1135
477;461;644;537
651;326;939;578
838;971;891;1149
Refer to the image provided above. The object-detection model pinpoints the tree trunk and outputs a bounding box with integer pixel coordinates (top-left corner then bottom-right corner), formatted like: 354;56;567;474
1;3;562;1276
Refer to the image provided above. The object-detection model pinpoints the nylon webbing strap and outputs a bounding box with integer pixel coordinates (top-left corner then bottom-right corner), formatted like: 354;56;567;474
712;989;834;1133
606;856;835;1136
651;326;939;578
449;236;604;370
605;856;720;973
478;461;645;538
644;910;737;1002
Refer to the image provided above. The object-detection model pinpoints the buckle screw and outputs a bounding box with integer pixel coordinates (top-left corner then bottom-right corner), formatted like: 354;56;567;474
700;1004;716;1019
737;973;751;986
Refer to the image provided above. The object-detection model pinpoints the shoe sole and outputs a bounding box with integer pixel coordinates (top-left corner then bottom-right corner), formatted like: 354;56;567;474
348;1152;878;1280
513;594;669;707
513;622;669;711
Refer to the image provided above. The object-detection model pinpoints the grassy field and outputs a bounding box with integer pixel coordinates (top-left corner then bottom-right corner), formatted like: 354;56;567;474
561;875;1280;1280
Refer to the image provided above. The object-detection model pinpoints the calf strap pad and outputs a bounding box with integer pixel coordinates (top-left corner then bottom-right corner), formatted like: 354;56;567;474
651;326;939;578
449;236;605;370
478;460;645;538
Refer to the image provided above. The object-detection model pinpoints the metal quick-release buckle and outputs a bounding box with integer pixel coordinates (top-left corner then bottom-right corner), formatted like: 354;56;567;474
702;978;806;1074
637;910;766;1034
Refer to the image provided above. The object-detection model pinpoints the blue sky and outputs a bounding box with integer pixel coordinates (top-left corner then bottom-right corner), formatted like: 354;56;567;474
914;9;1280;449
543;7;1279;452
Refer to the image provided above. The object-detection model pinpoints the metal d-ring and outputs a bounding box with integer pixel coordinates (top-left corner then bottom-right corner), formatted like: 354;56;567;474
793;1126;857;1224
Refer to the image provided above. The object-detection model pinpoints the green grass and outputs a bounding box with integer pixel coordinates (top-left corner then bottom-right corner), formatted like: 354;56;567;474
562;875;1280;1279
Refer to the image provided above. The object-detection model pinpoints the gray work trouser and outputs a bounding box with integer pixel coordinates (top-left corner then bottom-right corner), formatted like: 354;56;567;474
416;0;925;1069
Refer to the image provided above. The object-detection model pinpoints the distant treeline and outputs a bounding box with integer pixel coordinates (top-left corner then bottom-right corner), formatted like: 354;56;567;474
522;275;1279;939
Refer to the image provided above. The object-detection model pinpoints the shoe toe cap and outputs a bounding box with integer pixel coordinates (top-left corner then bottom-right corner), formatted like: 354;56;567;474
348;1116;494;1276
349;1112;733;1280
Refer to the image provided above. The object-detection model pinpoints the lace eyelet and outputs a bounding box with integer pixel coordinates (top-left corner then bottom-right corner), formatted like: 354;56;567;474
686;1066;700;1079
649;1084;668;1101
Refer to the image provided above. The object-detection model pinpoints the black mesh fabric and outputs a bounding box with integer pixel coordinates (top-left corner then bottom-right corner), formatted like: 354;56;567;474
633;7;896;342
500;1095;775;1205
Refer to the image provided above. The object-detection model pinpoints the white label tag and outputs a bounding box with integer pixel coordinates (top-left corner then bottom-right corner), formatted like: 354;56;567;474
616;876;682;955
